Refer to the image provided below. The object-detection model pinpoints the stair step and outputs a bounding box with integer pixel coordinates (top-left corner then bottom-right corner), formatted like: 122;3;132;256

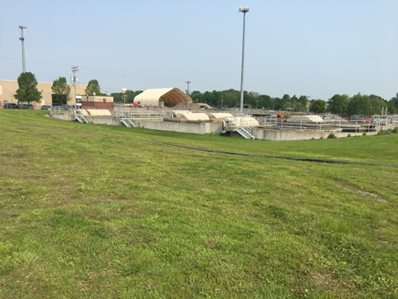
234;127;255;139
121;118;137;128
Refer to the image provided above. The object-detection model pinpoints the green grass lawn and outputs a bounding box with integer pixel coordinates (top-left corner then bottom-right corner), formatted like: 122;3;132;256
0;110;397;298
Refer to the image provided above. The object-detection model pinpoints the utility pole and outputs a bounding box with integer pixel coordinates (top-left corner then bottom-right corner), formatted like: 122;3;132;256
71;65;79;107
239;6;249;114
18;26;27;73
185;80;192;95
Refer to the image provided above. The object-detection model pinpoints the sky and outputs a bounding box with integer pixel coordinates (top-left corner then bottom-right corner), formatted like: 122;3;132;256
1;0;397;99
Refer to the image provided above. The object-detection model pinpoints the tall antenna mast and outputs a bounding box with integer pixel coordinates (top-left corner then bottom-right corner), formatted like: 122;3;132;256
18;26;27;73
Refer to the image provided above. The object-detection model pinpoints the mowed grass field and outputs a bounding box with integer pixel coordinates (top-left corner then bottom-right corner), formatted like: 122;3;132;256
0;110;397;298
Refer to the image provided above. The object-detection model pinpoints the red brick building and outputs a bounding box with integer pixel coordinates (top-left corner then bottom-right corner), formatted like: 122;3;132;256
81;95;114;110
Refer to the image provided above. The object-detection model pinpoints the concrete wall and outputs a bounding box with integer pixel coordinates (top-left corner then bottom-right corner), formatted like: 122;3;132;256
51;112;117;125
49;111;220;135
210;122;223;134
51;112;75;121
139;120;211;134
335;132;377;138
256;129;331;141
88;117;118;125
256;128;379;141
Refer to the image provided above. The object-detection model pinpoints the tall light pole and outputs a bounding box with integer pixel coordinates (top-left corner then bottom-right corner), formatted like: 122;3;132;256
121;88;127;105
239;6;249;114
71;65;79;106
185;80;192;95
18;26;27;73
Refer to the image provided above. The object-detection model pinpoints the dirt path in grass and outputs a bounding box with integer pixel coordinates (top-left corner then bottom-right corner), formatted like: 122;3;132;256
335;180;388;203
157;141;396;168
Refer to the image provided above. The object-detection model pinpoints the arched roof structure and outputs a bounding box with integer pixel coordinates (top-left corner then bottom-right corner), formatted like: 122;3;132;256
134;88;192;107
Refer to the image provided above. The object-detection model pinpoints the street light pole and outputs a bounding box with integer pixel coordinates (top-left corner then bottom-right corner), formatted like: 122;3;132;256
71;65;79;107
18;26;27;73
239;6;249;114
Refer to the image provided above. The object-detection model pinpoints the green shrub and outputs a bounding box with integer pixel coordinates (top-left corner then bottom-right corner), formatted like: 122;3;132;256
377;129;392;136
327;133;337;139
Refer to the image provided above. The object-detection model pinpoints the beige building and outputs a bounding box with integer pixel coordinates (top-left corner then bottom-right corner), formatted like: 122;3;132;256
0;79;86;106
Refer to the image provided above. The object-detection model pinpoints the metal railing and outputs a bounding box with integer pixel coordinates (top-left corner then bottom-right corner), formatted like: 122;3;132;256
113;107;167;122
254;116;379;132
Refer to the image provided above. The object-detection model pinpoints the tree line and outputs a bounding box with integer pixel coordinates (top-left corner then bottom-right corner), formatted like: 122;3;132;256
190;89;398;115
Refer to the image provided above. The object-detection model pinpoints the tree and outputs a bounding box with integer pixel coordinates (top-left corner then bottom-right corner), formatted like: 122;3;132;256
388;93;398;114
14;72;42;105
258;95;274;109
245;91;257;108
51;77;70;105
347;93;386;116
310;99;326;113
190;91;203;103
368;94;387;115
280;94;292;110
52;77;70;95
327;94;349;115
111;90;143;103
273;97;283;110
85;79;101;96
220;89;239;108
297;95;309;112
201;90;220;107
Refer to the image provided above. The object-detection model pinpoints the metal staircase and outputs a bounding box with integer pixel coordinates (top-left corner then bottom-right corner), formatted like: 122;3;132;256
74;110;89;124
120;119;131;128
120;118;137;128
234;127;255;139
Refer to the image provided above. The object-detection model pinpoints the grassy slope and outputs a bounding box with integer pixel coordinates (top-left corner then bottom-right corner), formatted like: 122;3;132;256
0;111;397;298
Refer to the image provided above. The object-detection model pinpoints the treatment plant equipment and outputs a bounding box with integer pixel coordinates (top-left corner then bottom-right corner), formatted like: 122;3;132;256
50;103;398;141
